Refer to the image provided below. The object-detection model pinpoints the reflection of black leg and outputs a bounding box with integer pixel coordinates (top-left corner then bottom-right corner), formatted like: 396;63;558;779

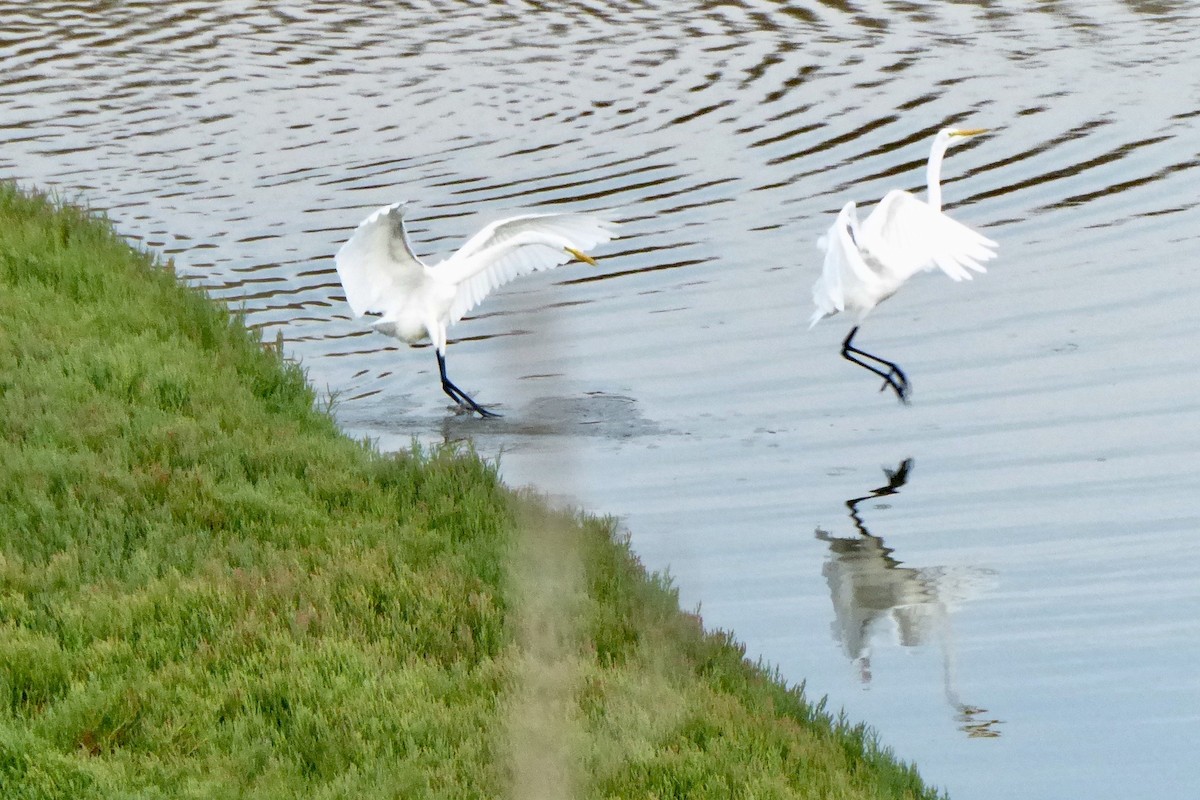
845;458;914;537
437;351;500;418
841;326;910;404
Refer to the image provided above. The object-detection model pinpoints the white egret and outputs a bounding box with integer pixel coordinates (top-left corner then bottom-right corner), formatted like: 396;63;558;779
810;128;998;402
335;202;617;417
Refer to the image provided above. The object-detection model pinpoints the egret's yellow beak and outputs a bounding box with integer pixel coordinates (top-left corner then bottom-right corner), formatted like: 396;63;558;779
950;127;989;137
565;246;597;266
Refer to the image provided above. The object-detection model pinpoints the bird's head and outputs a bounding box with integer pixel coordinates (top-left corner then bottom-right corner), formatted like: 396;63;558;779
941;127;989;145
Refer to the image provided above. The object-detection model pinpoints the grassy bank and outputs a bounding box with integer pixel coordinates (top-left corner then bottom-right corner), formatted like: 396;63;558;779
0;183;943;799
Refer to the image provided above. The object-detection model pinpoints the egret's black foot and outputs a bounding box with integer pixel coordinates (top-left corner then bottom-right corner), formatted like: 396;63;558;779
877;367;910;404
437;351;501;419
441;382;501;419
465;402;502;419
841;325;911;405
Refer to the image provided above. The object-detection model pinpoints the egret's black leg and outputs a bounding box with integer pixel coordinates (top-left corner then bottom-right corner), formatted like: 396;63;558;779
841;326;911;403
436;351;501;418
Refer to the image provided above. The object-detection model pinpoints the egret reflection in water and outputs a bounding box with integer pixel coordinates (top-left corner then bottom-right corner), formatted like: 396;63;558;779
815;460;1002;738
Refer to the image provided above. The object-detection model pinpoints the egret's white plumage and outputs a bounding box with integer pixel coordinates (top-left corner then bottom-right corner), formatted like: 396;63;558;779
335;201;616;417
809;128;998;401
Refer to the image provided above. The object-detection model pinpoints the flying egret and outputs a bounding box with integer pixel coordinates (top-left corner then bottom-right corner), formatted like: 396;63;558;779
810;128;998;402
335;201;617;417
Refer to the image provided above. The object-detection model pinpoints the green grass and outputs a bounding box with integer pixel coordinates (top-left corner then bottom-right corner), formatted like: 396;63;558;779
0;182;944;799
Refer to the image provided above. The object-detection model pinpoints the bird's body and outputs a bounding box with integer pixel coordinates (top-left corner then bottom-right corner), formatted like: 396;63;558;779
810;128;998;401
335;202;616;417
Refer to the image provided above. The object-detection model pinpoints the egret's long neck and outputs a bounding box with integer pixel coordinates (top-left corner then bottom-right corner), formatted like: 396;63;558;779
925;137;951;212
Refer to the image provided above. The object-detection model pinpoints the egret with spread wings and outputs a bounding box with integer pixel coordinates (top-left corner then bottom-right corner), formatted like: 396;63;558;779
335;202;616;417
810;128;998;402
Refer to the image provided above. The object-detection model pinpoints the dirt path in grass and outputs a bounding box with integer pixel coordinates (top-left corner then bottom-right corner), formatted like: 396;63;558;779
506;498;588;800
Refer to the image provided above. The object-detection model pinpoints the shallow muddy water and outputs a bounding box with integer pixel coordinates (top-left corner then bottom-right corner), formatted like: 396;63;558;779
5;2;1200;797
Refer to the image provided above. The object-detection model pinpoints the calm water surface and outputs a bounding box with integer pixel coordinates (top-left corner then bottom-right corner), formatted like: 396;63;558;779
4;2;1200;798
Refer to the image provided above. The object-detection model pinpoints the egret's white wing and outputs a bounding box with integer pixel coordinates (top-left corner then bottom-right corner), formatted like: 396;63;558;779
334;202;425;317
438;213;617;324
450;212;611;264
860;190;997;283
810;202;873;327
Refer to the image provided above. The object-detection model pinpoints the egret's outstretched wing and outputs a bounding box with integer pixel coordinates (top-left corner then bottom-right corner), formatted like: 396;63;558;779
810;202;873;327
450;212;612;264
334;202;425;317
439;213;617;324
861;190;997;283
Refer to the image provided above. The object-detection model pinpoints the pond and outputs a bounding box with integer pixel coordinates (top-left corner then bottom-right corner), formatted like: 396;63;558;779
4;2;1199;797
